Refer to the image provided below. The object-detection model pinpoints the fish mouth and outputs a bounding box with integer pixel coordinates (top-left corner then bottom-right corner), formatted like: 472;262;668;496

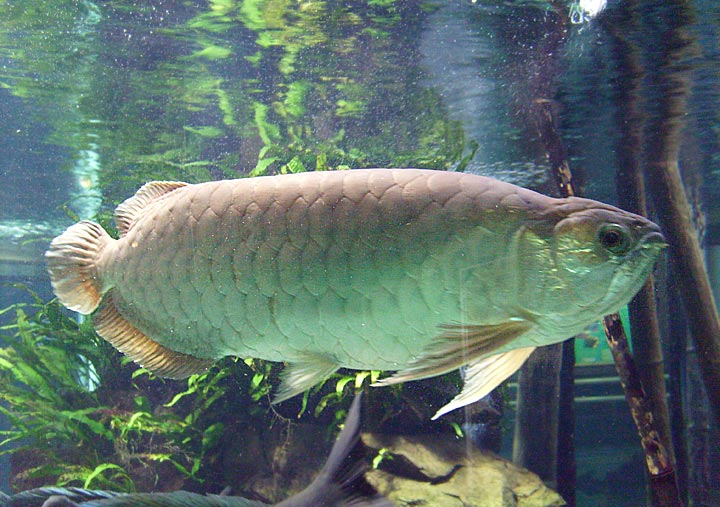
640;230;667;250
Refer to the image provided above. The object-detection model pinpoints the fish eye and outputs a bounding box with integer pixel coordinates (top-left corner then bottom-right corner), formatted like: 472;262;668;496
598;224;631;254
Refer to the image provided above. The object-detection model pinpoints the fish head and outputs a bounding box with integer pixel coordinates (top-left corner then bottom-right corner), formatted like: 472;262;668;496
516;199;665;331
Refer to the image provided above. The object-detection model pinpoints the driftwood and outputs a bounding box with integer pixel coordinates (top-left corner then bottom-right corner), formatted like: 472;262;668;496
593;1;687;500
505;3;705;505
531;95;577;507
603;6;680;506
532;41;683;505
640;0;720;430
609;14;674;464
665;285;689;502
602;315;681;506
512;344;563;488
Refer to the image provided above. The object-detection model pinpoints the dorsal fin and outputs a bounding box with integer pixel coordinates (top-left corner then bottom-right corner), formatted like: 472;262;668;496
115;181;187;236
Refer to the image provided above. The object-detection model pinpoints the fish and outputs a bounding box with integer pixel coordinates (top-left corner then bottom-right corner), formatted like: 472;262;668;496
0;393;392;507
45;169;665;419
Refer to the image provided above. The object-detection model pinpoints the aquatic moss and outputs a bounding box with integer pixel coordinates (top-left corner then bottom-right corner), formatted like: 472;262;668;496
0;287;252;492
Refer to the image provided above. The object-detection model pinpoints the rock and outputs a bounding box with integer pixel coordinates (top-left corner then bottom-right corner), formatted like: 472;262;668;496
363;433;566;507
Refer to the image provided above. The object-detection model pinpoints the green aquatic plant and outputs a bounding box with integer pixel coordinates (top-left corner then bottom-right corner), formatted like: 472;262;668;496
0;289;112;448
0;284;448;493
0;287;382;493
0;0;469;491
0;287;239;492
297;369;383;420
1;0;465;201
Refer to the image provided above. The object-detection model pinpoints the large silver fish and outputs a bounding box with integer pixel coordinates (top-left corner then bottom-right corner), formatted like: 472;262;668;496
46;169;664;418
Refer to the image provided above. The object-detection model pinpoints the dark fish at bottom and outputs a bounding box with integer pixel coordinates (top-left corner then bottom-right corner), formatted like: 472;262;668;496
0;394;392;507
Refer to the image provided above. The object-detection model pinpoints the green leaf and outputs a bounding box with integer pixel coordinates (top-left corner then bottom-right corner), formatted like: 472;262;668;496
61;410;112;439
455;140;479;173
368;0;396;6
314;390;341;418
283;80;310;118
335;375;354;394
191;44;232;60
134;396;151;413
353;371;369;389
125;411;151;431
83;463;128;489
372;447;391;469
210;0;235;14
253;102;280;145
131;367;151;379
245;51;262;65
183;125;224;138
450;422;464;438
335;99;366;117
249;156;277;177
315;152;328;171
165;385;197;408
281;155;306;174
298;390;310;417
201;422;224;452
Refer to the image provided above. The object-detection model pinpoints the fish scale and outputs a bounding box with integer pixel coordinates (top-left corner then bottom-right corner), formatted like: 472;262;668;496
46;169;665;418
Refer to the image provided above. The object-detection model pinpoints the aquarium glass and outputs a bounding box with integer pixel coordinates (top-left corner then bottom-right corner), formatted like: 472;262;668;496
1;1;718;506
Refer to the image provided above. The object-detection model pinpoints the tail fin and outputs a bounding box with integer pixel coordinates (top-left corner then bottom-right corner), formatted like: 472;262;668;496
276;392;393;507
45;221;111;314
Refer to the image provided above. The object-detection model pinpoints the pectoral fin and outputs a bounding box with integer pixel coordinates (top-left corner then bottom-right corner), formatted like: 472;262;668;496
373;319;531;386
273;354;340;404
431;346;536;420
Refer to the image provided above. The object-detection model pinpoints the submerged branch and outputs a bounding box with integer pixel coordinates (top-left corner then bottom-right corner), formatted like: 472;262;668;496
604;3;681;504
602;315;681;506
532;46;682;505
641;0;720;429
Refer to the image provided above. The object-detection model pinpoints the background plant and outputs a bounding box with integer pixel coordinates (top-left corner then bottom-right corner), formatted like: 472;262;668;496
0;286;246;492
0;0;467;493
0;286;410;493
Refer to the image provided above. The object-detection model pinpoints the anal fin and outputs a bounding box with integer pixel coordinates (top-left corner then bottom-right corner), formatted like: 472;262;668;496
273;354;339;404
431;346;536;420
93;291;213;379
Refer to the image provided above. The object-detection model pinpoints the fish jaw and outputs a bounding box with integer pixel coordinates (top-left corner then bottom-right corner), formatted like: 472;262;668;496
512;200;665;337
597;230;665;316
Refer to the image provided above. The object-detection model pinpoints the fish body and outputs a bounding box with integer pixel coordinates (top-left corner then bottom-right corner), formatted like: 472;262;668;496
2;394;392;507
46;169;664;418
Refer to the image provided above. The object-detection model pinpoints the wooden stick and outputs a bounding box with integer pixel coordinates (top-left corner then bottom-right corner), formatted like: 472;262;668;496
533;74;682;507
602;315;682;506
641;0;720;429
605;0;677;475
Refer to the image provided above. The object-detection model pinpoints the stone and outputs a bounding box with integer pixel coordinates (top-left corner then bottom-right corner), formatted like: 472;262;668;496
363;433;566;507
